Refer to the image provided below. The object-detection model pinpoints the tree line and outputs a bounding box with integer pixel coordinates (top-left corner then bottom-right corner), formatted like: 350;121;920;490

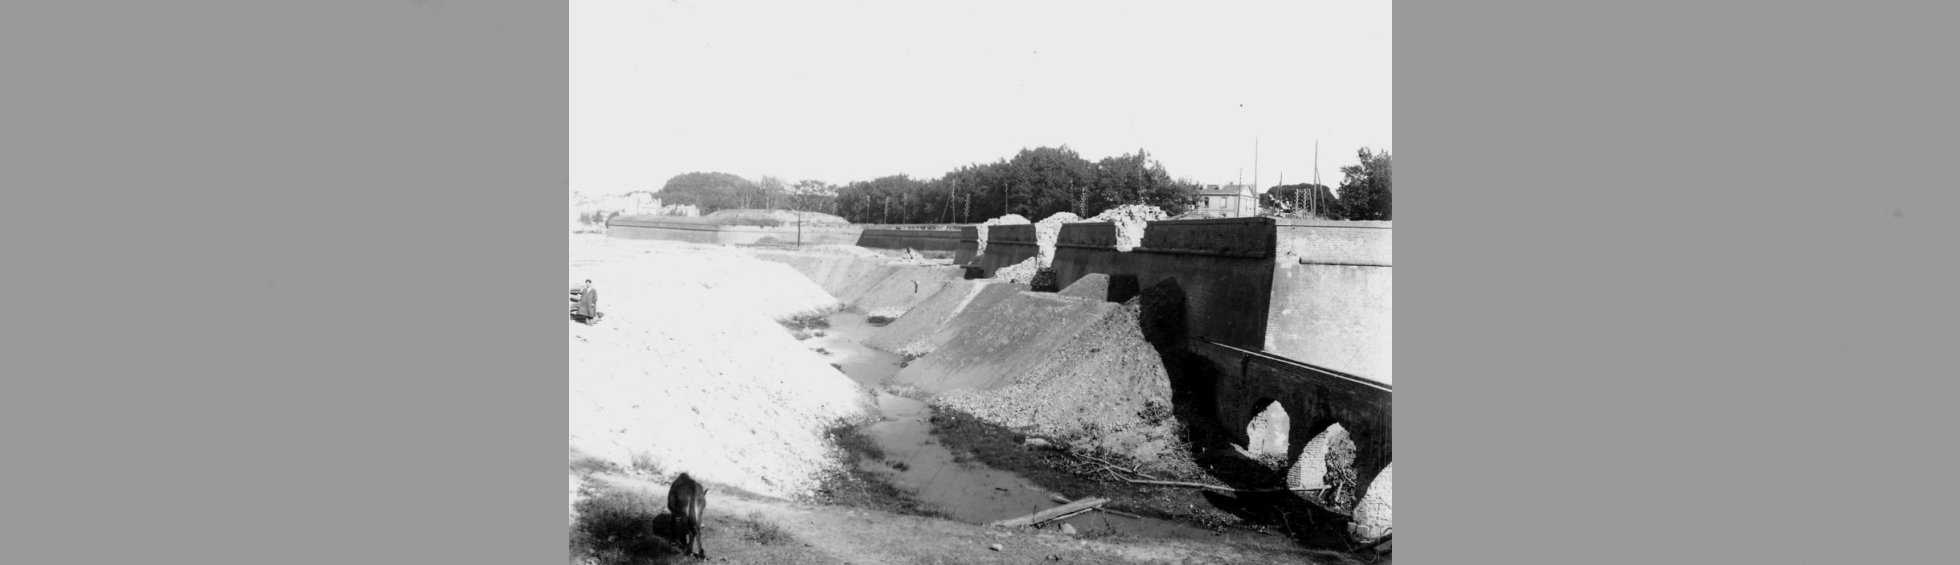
652;146;1390;224
1258;148;1392;221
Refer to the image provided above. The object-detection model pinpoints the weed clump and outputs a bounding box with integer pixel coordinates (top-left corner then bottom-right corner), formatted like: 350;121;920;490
780;313;832;340
570;487;682;565
734;512;794;545
570;456;623;476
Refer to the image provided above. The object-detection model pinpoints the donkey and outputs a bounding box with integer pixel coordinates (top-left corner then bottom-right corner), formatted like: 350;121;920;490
666;473;708;559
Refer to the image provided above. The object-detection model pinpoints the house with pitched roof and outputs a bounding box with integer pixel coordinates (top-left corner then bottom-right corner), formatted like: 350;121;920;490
1192;183;1257;217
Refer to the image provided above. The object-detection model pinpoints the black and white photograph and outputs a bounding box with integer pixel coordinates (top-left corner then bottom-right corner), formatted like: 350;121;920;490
19;2;1959;565
567;1;1392;563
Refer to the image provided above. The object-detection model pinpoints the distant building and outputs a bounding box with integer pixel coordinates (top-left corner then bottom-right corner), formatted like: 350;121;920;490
1193;184;1256;217
629;193;660;215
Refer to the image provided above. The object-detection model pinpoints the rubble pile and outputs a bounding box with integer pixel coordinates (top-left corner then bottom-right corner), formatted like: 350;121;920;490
989;255;1042;284
1088;204;1169;252
1032;212;1083;267
972;214;1030;257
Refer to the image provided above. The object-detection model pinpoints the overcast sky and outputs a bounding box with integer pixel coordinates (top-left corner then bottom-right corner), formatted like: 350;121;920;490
572;0;1391;196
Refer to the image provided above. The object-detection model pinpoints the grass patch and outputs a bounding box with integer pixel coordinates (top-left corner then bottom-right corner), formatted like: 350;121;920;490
780;314;831;331
826;422;886;461
570;455;623;476
782;313;832;340
813;423;949;519
629;452;666;478
733;512;795;546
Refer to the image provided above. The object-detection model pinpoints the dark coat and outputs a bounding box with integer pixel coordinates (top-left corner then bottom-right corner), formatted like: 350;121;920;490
573;286;598;318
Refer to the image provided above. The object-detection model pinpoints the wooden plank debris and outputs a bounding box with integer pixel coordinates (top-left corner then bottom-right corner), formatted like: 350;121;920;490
989;498;1110;528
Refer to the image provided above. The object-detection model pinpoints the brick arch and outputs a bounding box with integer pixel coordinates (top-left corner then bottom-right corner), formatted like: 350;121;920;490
1206;341;1391;534
1286;421;1347;491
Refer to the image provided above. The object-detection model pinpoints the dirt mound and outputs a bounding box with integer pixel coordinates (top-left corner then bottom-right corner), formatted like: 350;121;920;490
891;291;1114;394
862;281;989;356
878;283;1026;359
972;214;1030;257
850;265;968;318
932;300;1175;458
572;238;839;321
569;237;873;499
750;251;965;318
748;252;886;297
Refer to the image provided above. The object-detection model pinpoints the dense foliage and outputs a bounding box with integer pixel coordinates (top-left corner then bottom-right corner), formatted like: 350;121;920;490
651;146;1390;224
1336;148;1392;221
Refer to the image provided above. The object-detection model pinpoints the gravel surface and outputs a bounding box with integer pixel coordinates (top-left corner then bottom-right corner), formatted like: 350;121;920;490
932;301;1180;459
988;255;1042;284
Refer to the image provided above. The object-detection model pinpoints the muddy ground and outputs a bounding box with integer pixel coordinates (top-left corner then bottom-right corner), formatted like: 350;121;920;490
572;470;1373;565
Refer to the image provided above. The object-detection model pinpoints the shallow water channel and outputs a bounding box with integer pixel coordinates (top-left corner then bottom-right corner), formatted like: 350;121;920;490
808;311;1247;542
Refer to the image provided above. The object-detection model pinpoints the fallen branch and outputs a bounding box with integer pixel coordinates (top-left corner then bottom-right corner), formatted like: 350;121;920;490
1097;463;1159;482
1119;477;1329;494
1051;496;1144;520
1039;508;1096;526
1062;449;1161;481
1097;507;1144;520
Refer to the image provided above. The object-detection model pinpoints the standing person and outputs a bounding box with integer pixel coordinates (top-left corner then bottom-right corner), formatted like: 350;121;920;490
572;279;599;324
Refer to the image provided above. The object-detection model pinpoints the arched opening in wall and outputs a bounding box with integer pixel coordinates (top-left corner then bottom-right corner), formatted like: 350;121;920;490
1287;423;1359;509
1243;399;1289;469
1350;463;1392;542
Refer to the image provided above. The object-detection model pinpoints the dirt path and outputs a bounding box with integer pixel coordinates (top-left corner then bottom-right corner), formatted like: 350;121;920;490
585;473;1366;565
